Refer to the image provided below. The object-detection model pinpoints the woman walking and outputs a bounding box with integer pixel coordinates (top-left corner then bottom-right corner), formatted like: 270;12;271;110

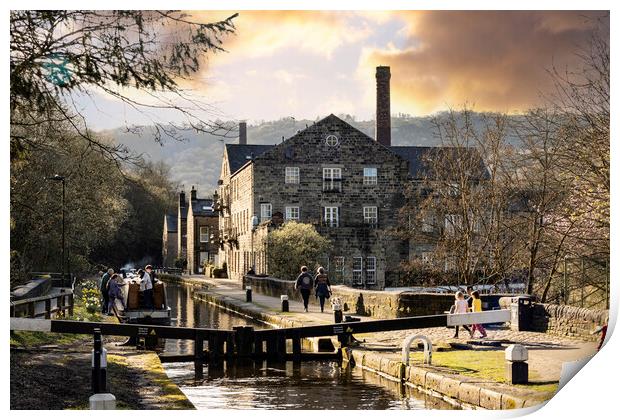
295;266;314;312
452;291;473;338
470;291;487;338
314;267;332;313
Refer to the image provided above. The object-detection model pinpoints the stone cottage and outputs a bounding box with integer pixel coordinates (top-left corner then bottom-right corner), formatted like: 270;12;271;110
186;186;220;274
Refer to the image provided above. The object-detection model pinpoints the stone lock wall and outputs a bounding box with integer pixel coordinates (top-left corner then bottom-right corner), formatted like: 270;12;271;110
243;275;510;319
530;303;608;342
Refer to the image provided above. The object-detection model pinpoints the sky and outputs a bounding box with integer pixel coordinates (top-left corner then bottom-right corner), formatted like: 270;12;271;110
77;10;609;130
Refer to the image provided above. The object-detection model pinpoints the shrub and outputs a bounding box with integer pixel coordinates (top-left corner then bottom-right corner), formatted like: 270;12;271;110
267;222;332;281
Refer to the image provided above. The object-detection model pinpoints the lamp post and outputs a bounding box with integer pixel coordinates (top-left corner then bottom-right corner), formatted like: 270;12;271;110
47;175;66;284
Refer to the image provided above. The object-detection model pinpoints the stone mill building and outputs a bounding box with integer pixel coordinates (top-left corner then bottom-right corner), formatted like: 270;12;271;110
213;66;471;289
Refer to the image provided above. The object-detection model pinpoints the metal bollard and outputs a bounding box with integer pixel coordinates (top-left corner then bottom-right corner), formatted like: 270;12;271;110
281;295;289;312
246;286;252;303
333;301;343;323
505;344;528;384
91;328;108;394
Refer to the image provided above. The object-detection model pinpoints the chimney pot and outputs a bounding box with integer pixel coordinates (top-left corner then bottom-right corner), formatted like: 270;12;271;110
190;186;197;201
239;122;247;145
179;190;186;208
375;66;391;147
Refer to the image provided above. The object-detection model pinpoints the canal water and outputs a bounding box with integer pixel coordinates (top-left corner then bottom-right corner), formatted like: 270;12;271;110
162;282;454;410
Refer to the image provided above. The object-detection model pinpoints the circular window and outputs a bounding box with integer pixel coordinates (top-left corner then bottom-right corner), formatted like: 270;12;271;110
325;134;339;146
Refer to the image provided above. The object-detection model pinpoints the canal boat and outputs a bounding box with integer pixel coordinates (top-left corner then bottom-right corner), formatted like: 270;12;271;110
113;275;171;348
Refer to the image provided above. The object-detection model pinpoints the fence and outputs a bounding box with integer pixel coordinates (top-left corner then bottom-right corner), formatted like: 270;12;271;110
551;256;610;310
10;290;74;319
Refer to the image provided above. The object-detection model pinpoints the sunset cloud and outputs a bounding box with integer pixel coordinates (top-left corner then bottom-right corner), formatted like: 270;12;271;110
81;11;609;129
357;11;608;114
192;10;373;60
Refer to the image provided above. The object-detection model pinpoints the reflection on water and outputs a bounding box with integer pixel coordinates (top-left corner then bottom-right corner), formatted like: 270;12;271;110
164;283;265;354
162;283;455;410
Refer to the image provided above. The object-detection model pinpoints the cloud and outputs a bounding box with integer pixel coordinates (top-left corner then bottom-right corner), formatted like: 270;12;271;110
191;10;373;60
274;69;307;85
357;11;608;115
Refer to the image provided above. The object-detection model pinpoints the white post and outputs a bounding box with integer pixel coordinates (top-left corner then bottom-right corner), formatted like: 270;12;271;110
89;393;116;410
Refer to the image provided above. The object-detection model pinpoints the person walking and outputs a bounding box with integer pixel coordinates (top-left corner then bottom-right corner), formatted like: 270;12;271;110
295;266;314;312
452;291;473;338
100;268;114;314
141;265;154;309
107;274;126;314
314;267;332;313
470;291;487;338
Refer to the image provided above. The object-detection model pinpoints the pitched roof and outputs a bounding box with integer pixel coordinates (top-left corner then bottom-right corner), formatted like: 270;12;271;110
165;214;177;232
389;146;435;179
191;198;216;217
390;146;489;180
226;144;274;175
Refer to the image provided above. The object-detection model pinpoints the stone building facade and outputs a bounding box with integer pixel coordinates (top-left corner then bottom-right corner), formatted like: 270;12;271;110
162;213;178;267
216;114;419;289
186;186;219;275
214;66;487;289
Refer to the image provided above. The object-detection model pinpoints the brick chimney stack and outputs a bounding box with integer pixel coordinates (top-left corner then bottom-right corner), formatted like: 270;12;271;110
239;121;247;145
190;185;197;201
179;190;186;207
375;66;391;147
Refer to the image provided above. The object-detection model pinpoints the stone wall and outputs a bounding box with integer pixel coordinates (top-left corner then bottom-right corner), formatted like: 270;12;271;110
530;303;608;342
244;275;510;319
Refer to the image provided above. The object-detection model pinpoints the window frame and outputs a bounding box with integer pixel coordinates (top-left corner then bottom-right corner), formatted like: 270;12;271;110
325;134;339;146
421;213;435;233
199;226;209;243
285;206;300;221
363;206;378;227
365;256;376;285
324;206;339;227
260;203;272;222
285;166;300;184
352;257;363;285
323;167;342;192
363;167;378;185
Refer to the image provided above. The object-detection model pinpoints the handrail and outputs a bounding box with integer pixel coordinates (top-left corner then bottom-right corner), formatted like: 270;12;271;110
10;290;73;306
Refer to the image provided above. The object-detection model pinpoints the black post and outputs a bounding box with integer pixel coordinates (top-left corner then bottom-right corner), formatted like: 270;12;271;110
234;326;254;358
194;332;204;379
246;287;252;303
292;332;302;362
226;332;235;361
253;336;264;359
45;299;51;319
92;328;106;393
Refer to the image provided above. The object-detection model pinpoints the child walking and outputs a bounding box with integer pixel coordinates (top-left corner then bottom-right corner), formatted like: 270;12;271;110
470;291;487;338
453;291;473;338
